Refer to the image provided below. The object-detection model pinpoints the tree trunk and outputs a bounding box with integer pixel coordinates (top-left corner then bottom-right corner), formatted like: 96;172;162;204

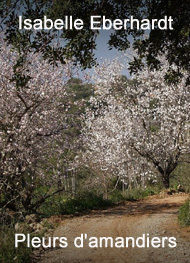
162;174;170;189
155;163;172;189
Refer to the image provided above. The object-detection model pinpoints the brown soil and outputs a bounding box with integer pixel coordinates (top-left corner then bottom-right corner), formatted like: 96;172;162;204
39;193;190;263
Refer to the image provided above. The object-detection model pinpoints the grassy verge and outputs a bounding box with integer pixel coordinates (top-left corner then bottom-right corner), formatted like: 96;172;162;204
40;192;113;217
39;187;162;217
0;226;32;263
109;187;161;202
178;199;190;227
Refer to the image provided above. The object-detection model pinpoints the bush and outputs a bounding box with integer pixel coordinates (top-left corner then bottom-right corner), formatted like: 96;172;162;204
178;199;190;227
109;187;160;202
109;190;124;202
38;193;65;218
39;187;161;217
59;192;112;215
0;226;32;263
123;188;155;201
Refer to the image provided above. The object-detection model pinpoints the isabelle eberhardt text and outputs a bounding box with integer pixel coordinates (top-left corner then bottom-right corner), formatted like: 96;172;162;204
19;15;174;31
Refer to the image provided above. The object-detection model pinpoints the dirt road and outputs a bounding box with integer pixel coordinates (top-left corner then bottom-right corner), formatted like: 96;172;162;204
39;194;190;263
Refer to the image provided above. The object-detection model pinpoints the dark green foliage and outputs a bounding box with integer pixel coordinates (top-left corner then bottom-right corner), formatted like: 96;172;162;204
38;193;66;217
35;185;162;217
123;188;159;201
59;192;112;215
108;189;124;202
178;199;190;227
66;78;94;116
109;187;161;202
39;190;112;217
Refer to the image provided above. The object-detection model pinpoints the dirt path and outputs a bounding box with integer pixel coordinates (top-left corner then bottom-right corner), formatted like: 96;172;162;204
39;194;190;263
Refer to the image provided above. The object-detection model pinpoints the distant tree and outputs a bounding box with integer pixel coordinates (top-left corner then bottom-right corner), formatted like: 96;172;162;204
82;58;190;188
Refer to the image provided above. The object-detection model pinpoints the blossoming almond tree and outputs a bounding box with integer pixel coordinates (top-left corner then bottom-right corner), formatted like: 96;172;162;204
82;58;190;189
0;36;75;214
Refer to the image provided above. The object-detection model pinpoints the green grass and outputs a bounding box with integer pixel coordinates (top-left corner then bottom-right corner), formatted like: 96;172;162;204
0;226;32;263
178;199;190;227
39;187;162;218
39;192;112;217
109;187;161;202
59;192;112;215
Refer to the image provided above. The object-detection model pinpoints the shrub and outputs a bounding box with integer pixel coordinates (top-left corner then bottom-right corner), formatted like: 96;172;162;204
59;192;112;215
109;190;124;202
178;199;190;227
0;226;32;263
38;193;65;218
110;187;160;202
